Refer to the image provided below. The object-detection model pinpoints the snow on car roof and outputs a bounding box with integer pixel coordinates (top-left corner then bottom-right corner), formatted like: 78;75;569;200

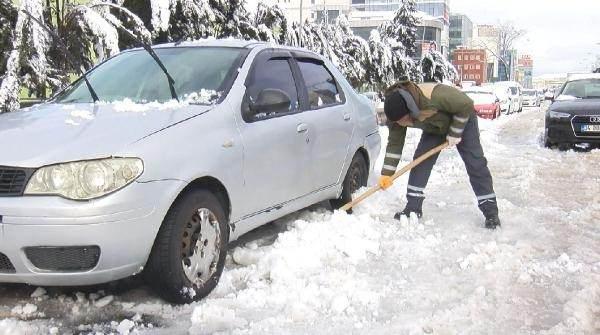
152;38;322;59
154;38;264;49
566;73;600;81
462;86;494;93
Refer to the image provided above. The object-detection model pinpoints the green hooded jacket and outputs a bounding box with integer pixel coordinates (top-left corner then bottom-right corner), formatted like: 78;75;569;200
381;81;475;176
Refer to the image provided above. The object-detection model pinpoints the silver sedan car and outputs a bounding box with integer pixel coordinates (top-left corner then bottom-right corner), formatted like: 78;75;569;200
0;39;380;303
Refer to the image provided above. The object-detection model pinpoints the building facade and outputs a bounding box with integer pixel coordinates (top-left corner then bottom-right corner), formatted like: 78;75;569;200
517;54;534;88
349;0;450;56
472;24;500;81
348;10;444;59
451;48;487;85
265;0;351;24
449;14;473;58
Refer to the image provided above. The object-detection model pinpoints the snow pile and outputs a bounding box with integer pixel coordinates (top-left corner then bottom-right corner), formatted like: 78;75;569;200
0;319;45;335
189;210;383;334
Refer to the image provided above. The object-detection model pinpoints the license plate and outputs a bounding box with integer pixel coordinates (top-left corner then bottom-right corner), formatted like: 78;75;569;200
581;124;600;132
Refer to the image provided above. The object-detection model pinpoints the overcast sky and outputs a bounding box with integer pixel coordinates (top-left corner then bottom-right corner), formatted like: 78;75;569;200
450;0;600;76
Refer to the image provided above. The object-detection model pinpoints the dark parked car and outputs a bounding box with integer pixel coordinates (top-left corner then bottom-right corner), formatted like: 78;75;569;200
544;74;600;150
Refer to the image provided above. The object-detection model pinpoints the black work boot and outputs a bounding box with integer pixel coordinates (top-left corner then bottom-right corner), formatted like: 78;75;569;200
395;196;424;221
484;213;501;229
394;208;423;220
478;197;500;229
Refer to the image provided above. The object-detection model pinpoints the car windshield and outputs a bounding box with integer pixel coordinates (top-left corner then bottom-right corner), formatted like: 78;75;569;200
465;92;495;104
56;47;245;104
559;79;600;99
523;90;536;96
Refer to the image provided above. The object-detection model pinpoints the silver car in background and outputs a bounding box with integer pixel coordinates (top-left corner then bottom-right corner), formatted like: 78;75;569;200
0;39;380;303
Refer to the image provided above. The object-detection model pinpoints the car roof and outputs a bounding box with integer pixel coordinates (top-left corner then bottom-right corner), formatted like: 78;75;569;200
494;81;521;87
566;73;600;81
152;38;323;59
463;86;494;93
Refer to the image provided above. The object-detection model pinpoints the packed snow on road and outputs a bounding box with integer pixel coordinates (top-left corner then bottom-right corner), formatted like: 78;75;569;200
1;107;598;334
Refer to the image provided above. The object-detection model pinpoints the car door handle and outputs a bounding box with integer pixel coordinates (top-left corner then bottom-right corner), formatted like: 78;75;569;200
343;113;351;121
297;123;308;133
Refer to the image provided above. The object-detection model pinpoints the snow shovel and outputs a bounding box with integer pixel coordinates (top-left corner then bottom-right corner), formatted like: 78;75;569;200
340;141;449;212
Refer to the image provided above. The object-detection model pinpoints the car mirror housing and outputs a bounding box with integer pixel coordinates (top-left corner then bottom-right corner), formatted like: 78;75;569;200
250;89;291;116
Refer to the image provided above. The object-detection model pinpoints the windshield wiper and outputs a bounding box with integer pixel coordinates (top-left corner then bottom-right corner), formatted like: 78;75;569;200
21;10;99;102
109;23;179;101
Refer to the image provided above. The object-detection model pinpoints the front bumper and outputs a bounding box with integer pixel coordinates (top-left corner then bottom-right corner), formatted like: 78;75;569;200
545;116;600;145
0;179;185;286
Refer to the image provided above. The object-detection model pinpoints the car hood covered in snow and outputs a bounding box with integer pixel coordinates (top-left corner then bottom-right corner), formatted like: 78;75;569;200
0;102;212;167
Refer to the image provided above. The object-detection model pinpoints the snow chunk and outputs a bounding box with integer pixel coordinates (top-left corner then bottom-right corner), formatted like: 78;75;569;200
182;89;221;105
116;319;135;334
11;303;38;317
190;305;248;334
70;109;94;120
109;98;187;113
94;295;114;308
30;287;47;298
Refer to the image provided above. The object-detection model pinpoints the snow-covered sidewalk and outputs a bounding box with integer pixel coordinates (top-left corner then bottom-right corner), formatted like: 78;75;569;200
1;107;599;335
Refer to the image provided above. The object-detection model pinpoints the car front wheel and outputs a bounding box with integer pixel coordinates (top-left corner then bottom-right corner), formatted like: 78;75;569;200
145;189;229;304
330;153;368;212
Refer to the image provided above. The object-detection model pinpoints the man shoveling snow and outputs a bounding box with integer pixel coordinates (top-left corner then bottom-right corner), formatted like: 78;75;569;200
378;81;501;229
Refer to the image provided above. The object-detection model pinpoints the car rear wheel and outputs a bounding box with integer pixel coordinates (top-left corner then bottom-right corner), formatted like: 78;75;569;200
145;189;229;304
330;153;368;212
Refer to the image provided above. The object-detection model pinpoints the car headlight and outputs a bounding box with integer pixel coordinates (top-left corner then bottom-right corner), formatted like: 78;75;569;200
24;158;144;200
548;111;571;119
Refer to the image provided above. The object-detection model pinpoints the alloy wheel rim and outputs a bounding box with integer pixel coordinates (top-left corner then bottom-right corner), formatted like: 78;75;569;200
349;162;363;194
181;208;221;286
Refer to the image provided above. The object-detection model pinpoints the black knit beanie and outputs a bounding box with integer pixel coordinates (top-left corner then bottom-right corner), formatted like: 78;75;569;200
384;90;410;122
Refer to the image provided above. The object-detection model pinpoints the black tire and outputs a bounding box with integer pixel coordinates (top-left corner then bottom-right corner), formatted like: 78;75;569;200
330;153;368;212
145;189;229;304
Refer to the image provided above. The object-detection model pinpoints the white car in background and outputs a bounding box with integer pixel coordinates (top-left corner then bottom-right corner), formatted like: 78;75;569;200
362;91;385;125
488;85;512;114
495;81;523;113
522;89;541;107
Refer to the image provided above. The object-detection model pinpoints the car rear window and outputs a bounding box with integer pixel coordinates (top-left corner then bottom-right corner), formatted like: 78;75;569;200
296;59;343;109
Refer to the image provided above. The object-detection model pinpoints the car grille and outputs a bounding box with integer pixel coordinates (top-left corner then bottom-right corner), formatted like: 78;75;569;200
572;115;600;137
24;246;101;272
0;252;16;273
0;167;34;196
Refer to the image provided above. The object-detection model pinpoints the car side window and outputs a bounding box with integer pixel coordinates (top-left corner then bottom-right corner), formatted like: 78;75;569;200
296;59;344;109
245;58;299;119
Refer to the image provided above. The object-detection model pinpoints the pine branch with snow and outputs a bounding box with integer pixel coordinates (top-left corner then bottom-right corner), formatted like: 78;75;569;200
379;0;419;58
0;0;50;112
421;50;459;83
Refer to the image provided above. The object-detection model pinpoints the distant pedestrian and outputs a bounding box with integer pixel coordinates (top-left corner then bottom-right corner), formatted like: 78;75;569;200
378;80;500;229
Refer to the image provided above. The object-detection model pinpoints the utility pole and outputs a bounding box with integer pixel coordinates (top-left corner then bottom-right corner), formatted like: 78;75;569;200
299;0;303;46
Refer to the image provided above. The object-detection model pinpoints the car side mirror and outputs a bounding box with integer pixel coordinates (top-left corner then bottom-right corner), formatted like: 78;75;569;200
249;89;291;117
